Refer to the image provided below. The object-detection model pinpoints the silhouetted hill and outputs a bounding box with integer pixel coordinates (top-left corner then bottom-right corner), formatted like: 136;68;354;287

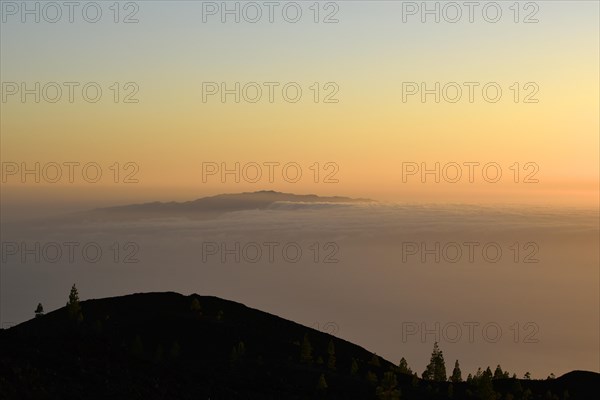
74;191;373;221
0;292;597;399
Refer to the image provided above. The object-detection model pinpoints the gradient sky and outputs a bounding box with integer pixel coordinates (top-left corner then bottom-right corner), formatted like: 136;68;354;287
1;0;598;208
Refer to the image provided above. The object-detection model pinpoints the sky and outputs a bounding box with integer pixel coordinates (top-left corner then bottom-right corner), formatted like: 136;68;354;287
1;0;598;209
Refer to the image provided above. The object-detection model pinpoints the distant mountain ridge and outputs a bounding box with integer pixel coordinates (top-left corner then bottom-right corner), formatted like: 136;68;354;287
78;191;374;220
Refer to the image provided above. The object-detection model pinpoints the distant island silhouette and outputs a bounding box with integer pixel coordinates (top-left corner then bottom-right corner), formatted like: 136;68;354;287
1;290;597;399
73;191;374;221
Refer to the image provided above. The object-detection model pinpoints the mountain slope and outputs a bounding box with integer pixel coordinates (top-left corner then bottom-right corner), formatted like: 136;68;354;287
0;292;395;399
0;292;597;399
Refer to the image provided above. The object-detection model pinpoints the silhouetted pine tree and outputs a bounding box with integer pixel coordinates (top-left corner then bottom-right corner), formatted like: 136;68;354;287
327;340;336;370
366;371;378;385
451;360;462;382
493;365;504;380
350;358;359;375
34;303;44;318
375;371;401;400
66;284;83;322
316;373;328;391
422;342;446;381
131;335;144;358
300;334;313;364
190;298;202;316
398;357;412;374
369;353;381;367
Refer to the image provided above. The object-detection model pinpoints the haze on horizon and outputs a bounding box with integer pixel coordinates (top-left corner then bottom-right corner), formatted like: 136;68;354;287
1;191;599;378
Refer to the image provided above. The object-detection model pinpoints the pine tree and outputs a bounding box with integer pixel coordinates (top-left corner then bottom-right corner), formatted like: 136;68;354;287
474;367;483;380
434;344;447;381
398;357;412;374
327;340;336;370
411;373;419;388
422;342;446;381
66;284;83;322
483;366;493;380
376;371;401;400
475;367;495;400
350;358;359;375
422;362;435;381
450;360;462;382
237;341;246;358
316;373;328;390
230;341;246;367
131;335;144;358
230;346;238;366
34;303;44;318
369;353;381;367
190;298;202;316
493;365;504;380
366;371;378;385
300;334;313;364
